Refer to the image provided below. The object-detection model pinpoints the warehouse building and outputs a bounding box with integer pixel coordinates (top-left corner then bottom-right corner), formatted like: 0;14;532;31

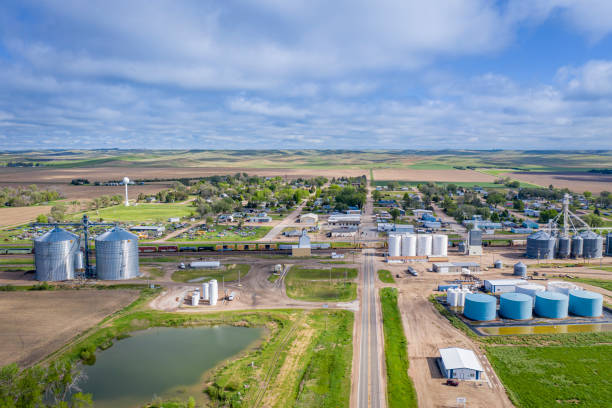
299;213;318;225
433;262;480;274
327;214;361;227
437;348;484;380
484;279;527;293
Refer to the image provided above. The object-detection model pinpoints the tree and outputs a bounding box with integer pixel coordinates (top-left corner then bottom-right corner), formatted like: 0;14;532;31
196;203;212;219
486;192;505;208
390;208;400;225
513;199;525;211
583;213;603;228
50;204;67;222
538;209;558;224
36;214;48;223
490;212;500;222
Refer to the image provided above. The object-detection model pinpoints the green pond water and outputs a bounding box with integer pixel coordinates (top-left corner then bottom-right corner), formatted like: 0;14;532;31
478;323;612;335
78;326;263;408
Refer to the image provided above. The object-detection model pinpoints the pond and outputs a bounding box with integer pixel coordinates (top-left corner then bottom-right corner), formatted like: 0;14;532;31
78;326;263;408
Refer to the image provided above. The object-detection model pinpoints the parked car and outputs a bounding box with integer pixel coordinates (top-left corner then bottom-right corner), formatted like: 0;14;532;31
446;379;459;386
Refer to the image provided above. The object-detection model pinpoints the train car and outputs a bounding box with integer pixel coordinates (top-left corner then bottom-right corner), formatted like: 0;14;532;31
197;245;215;252
215;244;235;251
258;243;278;250
235;244;246;251
138;246;158;253
179;246;196;252
244;243;257;250
158;245;179;252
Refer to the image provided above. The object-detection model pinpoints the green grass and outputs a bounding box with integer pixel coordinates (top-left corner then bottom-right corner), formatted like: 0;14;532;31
590;266;612;273
563;276;612;292
285;266;357;302
168;225;271;242
0;257;34;265
487;345;612;407
267;274;280;283
380;288;417;408
171;263;250;283
75;203;194;222
377;269;395;283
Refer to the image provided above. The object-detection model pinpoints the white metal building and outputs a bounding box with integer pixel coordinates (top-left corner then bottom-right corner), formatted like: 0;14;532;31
437;348;484;380
300;213;318;225
484;279;527;293
327;214;361;226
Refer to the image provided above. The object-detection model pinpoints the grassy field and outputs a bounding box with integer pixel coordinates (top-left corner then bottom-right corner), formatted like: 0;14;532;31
285;266;357;302
171;263;250;283
564;277;612;292
0;257;34;265
377;269;395;283
168;224;272;242
380;288;417;408
75;203;194;222
487;345;612;407
590;266;612;273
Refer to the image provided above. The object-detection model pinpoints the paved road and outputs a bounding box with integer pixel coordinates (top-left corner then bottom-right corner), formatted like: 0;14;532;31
259;201;307;241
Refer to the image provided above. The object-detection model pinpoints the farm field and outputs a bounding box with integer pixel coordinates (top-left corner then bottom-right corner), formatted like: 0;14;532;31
285;266;357;302
0;289;138;367
0;206;53;228
372;168;496;183
171;263;251;283
73;203;195;222
487;345;612;407
503;171;612;193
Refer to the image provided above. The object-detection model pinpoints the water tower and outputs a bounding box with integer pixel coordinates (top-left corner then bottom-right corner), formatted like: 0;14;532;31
123;177;130;206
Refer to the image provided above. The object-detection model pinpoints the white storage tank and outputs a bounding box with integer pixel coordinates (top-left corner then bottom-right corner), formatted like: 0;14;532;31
202;282;210;301
401;234;417;256
432;235;448;256
547;281;580;295
388;234;402;257
447;288;458;307
416;234;433;256
191;291;200;306
457;289;470;307
209;279;218;305
190;261;221;269
515;283;546;306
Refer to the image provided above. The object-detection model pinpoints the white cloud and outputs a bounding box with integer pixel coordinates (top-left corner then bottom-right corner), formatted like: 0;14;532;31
557;60;612;97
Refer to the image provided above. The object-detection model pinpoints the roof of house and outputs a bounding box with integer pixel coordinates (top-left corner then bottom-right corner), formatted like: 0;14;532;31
439;348;484;372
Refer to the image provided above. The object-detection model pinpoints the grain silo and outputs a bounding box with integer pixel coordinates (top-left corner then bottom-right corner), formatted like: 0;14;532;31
432;234;448;256
513;262;527;277
94;227;139;280
446;288;458;307
534;292;568;318
571;235;583;258
468;229;482;246
416;234;432;256
202;282;210;301
191;291;200;306
463;293;496;321
494;260;503;269
526;230;556;259
401;234;416;256
34;227;80;281
568;290;603;317
499;293;532;320
209;279;218;305
579;230;603;258
606;233;612;255
557;236;571;258
388;234;401;257
515;283;545;306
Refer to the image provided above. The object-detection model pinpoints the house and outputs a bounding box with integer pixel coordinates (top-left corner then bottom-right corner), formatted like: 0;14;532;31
522;221;539;229
300;213;319;225
248;216;272;223
413;209;433;218
437;348;484;380
524;209;540;217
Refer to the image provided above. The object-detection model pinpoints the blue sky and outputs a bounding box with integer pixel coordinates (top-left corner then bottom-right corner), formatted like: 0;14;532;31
1;0;612;150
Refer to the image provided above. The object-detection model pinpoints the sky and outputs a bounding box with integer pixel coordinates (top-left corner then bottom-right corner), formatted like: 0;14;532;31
1;0;612;150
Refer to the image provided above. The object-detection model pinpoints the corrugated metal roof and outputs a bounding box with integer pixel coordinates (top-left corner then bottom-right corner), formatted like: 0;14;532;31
96;226;138;241
439;348;484;372
485;279;527;286
35;227;78;243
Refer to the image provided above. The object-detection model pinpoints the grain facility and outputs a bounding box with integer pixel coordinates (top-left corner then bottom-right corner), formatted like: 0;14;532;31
499;293;532;320
34;227;80;281
534;292;569;318
388;233;449;258
463;293;496;321
95;227;140;280
568;290;603;317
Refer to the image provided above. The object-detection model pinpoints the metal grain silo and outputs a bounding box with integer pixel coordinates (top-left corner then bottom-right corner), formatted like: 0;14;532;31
557;236;571;258
499;293;532;320
94;227;139;280
209;279;218;305
494;260;503;269
534;292;568;318
606;233;612;255
568;290;603;317
416;234;432;256
468;229;482;246
513;262;527;277
34;227;79;281
432;234;448;256
571;235;583;258
579;231;603;258
463;293;496;321
401;234;416;256
388;234;401;257
526;231;556;259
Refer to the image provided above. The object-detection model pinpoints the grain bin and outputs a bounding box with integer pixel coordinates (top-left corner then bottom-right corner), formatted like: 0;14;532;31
534;292;568;318
513;262;527;277
73;249;85;274
499;293;533;320
209;279;218;306
191;291;200;306
463;293;496;321
202;282;210;301
606;233;612;255
579;230;603;258
557;236;571;258
568;290;603;317
432;235;448;256
515;284;545;306
34;227;80;281
468;229;482;246
401;234;416;256
388;234;401;257
526;230;556;259
416;234;432;256
95;227;139;280
494;260;503;269
571;235;583;258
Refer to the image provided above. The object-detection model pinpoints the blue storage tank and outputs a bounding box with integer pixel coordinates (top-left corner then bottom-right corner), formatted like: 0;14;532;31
499;293;532;320
534;292;568;318
463;293;497;321
568;290;603;317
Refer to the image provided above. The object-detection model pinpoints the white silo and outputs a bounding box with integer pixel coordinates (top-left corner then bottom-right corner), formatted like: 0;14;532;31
388;234;402;257
416;234;433;256
209;279;218;305
401;234;417;256
432;235;448;256
458;288;470;307
202;282;210;301
447;288;458;306
191;291;200;306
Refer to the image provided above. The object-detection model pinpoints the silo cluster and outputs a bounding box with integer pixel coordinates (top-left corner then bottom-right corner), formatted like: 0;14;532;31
526;230;604;259
34;227;80;281
388;233;448;257
446;287;471;307
95;227;140;280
